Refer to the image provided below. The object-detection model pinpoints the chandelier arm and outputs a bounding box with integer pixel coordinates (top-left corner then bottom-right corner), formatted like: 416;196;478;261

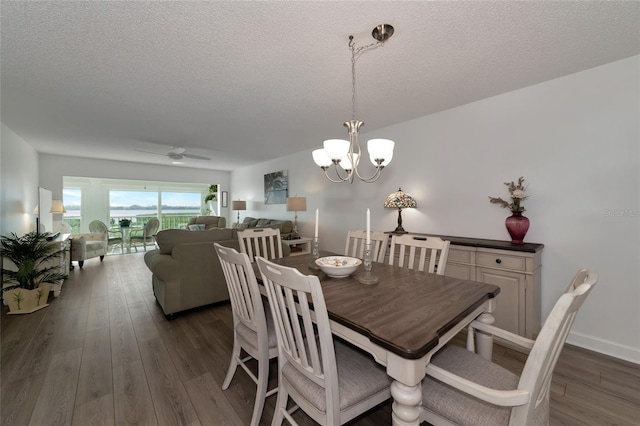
323;168;350;184
321;163;352;183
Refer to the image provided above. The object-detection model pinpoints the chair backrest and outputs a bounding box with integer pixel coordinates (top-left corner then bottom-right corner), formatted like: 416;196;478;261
144;218;160;238
237;228;283;263
388;234;451;275
214;243;268;349
344;230;388;263
512;268;598;425
89;220;108;234
256;256;340;423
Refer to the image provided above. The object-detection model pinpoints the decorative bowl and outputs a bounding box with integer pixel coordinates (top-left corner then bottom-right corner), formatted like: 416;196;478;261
315;256;362;278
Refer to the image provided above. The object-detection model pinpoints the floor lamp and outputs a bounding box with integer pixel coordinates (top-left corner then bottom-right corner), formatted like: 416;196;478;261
232;200;246;224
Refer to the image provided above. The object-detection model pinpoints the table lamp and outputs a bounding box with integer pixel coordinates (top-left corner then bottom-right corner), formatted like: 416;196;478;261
384;187;417;234
232;200;246;224
286;196;307;239
50;200;67;214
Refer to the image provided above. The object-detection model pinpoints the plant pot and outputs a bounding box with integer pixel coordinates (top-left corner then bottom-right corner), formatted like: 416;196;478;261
505;211;530;244
4;283;52;314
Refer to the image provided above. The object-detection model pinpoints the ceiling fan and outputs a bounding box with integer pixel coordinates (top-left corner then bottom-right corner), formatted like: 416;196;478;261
136;146;211;161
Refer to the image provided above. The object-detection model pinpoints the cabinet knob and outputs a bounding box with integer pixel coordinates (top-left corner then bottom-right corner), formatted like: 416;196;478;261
495;258;502;264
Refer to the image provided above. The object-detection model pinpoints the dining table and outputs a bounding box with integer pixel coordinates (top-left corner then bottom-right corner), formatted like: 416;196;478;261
110;225;142;253
260;252;501;426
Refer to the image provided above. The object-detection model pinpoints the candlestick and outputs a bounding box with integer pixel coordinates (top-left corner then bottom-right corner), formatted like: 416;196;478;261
358;242;378;285
366;208;371;245
315;209;319;238
308;237;321;270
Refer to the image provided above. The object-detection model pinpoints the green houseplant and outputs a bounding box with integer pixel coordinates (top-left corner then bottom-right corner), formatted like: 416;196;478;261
204;184;218;203
1;231;68;314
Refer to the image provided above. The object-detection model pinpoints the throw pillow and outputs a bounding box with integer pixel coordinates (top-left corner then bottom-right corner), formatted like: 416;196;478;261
233;222;249;231
188;224;206;231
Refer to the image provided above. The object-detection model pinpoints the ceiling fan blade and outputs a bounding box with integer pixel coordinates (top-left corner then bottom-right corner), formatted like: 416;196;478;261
183;153;211;160
134;149;169;157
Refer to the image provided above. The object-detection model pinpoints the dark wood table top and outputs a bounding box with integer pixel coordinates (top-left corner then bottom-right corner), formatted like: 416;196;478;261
265;252;501;360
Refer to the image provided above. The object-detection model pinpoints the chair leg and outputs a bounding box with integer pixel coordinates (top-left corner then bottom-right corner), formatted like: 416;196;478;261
250;354;270;426
222;338;242;390
271;385;289;426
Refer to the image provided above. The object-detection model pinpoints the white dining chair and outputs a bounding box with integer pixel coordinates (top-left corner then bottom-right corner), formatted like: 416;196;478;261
214;243;278;426
388;234;451;275
237;227;283;262
420;268;598;426
256;256;392;426
344;229;388;263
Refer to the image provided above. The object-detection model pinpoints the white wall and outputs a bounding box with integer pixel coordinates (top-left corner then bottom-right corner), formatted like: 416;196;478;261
231;56;640;363
0;124;39;236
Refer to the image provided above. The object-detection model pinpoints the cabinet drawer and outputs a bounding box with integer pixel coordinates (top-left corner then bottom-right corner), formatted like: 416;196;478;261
476;251;526;272
447;247;474;264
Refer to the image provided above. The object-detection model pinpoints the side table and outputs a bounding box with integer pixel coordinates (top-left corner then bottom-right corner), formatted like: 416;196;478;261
283;237;313;257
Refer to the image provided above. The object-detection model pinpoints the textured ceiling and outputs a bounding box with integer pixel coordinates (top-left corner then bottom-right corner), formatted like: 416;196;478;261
2;1;639;171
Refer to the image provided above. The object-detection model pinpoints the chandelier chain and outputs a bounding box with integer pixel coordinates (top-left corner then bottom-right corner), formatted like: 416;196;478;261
349;38;384;121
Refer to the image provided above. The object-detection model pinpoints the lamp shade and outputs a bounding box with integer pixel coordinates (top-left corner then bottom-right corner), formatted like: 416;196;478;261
50;200;67;214
312;149;332;167
286;196;307;212
384;188;417;209
323;139;350;161
232;200;246;211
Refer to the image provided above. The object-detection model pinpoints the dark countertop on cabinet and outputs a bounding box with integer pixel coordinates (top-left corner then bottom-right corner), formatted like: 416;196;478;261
391;232;544;253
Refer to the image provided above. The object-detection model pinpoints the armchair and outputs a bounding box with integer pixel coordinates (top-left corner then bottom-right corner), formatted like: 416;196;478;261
70;232;108;268
420;268;598;426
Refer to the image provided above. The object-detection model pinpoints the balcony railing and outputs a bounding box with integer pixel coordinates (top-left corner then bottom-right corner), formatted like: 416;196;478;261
65;213;198;234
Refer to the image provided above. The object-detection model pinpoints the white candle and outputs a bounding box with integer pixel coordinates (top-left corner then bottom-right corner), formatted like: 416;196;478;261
315;209;319;238
366;208;371;245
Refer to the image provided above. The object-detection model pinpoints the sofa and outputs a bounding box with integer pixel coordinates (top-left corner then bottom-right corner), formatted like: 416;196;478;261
235;216;295;240
71;232;108;268
144;226;290;318
185;215;226;230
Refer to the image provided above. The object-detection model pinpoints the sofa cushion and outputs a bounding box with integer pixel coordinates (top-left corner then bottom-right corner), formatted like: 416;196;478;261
186;216;227;230
256;218;272;227
156;228;234;254
243;217;260;228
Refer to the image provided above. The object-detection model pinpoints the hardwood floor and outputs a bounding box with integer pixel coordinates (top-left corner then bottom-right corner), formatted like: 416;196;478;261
2;252;639;425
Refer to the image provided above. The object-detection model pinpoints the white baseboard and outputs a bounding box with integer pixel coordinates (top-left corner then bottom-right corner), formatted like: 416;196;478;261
567;331;640;364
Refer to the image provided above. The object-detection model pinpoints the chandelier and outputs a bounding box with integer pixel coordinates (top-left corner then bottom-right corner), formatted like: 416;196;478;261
312;24;396;183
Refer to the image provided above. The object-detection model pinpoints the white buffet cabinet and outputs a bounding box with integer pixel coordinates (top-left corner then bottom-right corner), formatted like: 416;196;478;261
389;234;543;339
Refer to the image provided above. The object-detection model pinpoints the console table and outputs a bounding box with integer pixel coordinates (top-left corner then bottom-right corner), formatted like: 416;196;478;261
48;233;71;297
282;236;312;256
387;233;543;338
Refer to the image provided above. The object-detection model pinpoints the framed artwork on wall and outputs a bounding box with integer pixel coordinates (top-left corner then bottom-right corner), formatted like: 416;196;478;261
264;170;288;204
221;191;228;208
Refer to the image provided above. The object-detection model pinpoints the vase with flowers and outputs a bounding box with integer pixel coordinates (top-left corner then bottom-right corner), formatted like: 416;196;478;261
489;176;530;244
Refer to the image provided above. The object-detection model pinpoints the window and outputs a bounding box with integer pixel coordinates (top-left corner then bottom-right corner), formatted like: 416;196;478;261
63;176;214;233
63;188;82;233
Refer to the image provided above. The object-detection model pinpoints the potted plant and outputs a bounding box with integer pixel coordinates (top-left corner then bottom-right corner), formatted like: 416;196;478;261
204;184;218;203
204;184;218;215
118;218;131;227
1;231;68;314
